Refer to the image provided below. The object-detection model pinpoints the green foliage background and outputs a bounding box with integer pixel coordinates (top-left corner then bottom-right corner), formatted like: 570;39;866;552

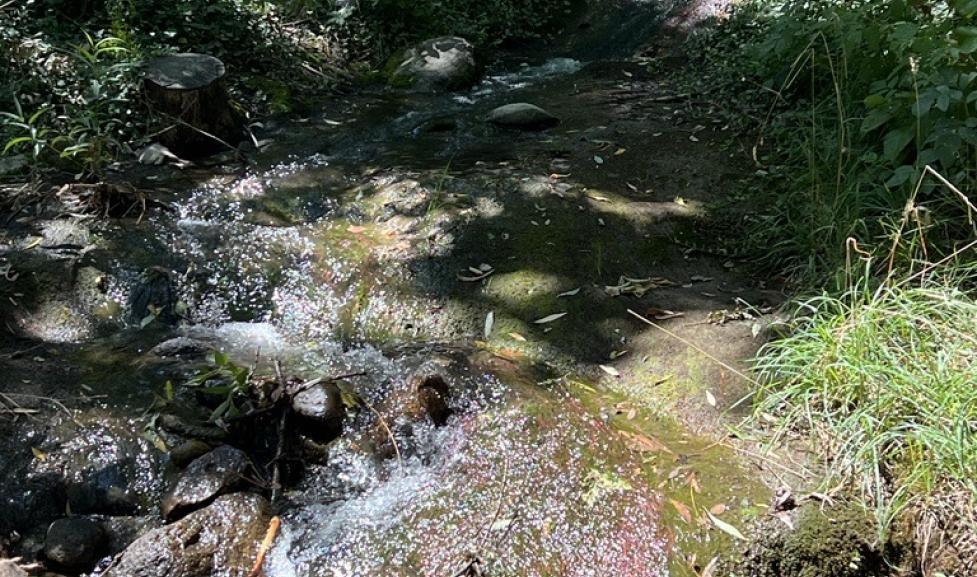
690;0;977;281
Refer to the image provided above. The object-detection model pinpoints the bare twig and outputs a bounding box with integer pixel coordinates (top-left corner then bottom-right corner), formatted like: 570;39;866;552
270;360;289;506
627;309;760;389
247;515;281;577
361;398;403;468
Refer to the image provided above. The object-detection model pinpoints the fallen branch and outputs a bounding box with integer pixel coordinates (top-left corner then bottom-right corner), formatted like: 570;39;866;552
247;516;281;577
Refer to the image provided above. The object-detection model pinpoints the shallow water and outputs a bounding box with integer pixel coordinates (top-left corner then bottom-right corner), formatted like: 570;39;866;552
3;19;776;574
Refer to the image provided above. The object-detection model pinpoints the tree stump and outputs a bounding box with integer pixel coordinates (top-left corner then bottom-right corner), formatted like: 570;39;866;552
144;53;242;157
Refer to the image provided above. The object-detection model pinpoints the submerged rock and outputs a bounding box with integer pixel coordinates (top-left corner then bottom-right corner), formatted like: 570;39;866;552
167;439;213;468
105;493;270;577
44;518;105;571
98;516;163;556
388;37;478;92
160;446;250;520
265;363;669;577
149;337;211;358
22;418;163;519
486;103;560;130
414;374;452;426
291;382;345;443
128;267;178;326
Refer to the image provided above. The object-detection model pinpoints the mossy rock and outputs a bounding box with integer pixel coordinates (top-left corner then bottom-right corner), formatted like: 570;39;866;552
385;37;479;92
746;504;909;577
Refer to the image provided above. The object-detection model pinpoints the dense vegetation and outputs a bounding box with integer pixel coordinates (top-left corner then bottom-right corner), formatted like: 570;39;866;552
0;0;571;181
688;0;977;564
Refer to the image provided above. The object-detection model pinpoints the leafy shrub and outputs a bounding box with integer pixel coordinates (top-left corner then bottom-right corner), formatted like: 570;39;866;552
691;0;977;280
356;0;575;58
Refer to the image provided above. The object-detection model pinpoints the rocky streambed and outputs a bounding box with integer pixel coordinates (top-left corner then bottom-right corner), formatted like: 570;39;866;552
0;7;898;577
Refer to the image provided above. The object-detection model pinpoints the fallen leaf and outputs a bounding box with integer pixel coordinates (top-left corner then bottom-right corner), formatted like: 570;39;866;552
614;148;627;156
751;322;762;338
621;431;673;454
508;332;527;342
773;511;794;530
705;390;717;407
484;311;495;339
458;265;494;282
347;225;367;234
646;307;684;320
599;364;620;377
701;556;720;577
31;446;47;461
490;518;514;532
558;287;581;298
534;312;567;324
670;499;693;524
706;511;747;541
594;155;604;164
709;503;727;516
690;275;714;282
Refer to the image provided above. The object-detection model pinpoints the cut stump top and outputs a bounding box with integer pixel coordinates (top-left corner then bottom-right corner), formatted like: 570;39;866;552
145;53;225;90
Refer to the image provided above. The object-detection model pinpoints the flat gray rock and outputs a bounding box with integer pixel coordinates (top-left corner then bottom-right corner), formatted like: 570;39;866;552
145;53;225;91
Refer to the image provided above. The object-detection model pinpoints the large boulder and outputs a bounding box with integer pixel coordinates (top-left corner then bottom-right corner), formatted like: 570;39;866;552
487;103;560;130
161;446;250;520
105;493;270;577
387;37;479;92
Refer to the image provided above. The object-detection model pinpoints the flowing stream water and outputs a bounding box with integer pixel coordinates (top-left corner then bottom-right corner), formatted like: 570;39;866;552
2;8;777;575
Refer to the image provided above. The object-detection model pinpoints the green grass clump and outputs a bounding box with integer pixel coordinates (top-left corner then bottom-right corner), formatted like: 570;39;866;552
754;272;977;530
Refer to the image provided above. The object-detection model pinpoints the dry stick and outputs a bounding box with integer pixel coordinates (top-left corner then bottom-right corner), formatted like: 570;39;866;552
724;443;813;480
270;360;289;506
155;112;248;163
626;309;760;390
362;398;403;468
475;458;510;552
247;515;282;577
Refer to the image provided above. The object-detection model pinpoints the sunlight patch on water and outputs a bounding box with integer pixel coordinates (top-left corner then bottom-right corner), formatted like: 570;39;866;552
265;369;667;577
458;58;584;103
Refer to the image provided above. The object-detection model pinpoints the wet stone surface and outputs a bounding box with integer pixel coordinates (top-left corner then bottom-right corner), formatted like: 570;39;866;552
43;518;105;571
104;493;270;577
160;445;251;520
1;18;783;576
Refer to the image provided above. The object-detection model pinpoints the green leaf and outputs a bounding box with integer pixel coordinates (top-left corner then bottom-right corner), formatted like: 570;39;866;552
953;0;977;17
3;136;32;154
885;165;916;188
862;109;893;133
164;380;175;401
883;127;914;162
955;26;977;53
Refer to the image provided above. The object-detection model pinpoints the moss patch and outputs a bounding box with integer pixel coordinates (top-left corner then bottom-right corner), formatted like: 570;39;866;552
747;504;908;577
